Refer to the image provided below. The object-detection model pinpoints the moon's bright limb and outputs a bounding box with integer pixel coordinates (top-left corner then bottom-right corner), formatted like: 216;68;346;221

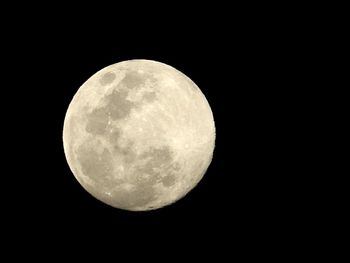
63;59;215;211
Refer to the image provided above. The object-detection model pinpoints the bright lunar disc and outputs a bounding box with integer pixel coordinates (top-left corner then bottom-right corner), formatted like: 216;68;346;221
63;59;215;211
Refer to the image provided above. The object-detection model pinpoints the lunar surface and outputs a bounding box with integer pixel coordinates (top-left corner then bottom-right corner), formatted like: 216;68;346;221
63;59;215;211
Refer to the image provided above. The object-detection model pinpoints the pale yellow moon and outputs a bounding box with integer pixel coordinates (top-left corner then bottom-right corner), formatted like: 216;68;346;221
63;59;215;211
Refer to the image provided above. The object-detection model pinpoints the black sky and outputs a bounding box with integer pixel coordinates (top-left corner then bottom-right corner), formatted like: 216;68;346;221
4;6;308;256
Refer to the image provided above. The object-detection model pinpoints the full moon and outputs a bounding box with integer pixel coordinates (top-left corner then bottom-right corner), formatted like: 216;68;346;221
63;59;215;211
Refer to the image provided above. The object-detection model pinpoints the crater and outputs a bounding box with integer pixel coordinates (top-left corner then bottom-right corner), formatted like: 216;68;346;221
104;89;136;120
161;174;176;187
77;145;114;188
108;128;121;146
134;146;174;187
139;147;173;172
140;146;173;164
123;148;137;164
134;170;158;186
142;91;157;103
99;72;116;86
121;71;147;89
66;115;78;153
85;107;109;135
113;140;137;164
68;115;77;137
111;185;156;210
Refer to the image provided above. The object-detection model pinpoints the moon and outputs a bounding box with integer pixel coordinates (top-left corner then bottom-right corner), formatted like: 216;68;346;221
63;59;215;211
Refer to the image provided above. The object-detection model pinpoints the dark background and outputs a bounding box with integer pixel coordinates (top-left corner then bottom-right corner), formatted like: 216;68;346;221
4;4;313;256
